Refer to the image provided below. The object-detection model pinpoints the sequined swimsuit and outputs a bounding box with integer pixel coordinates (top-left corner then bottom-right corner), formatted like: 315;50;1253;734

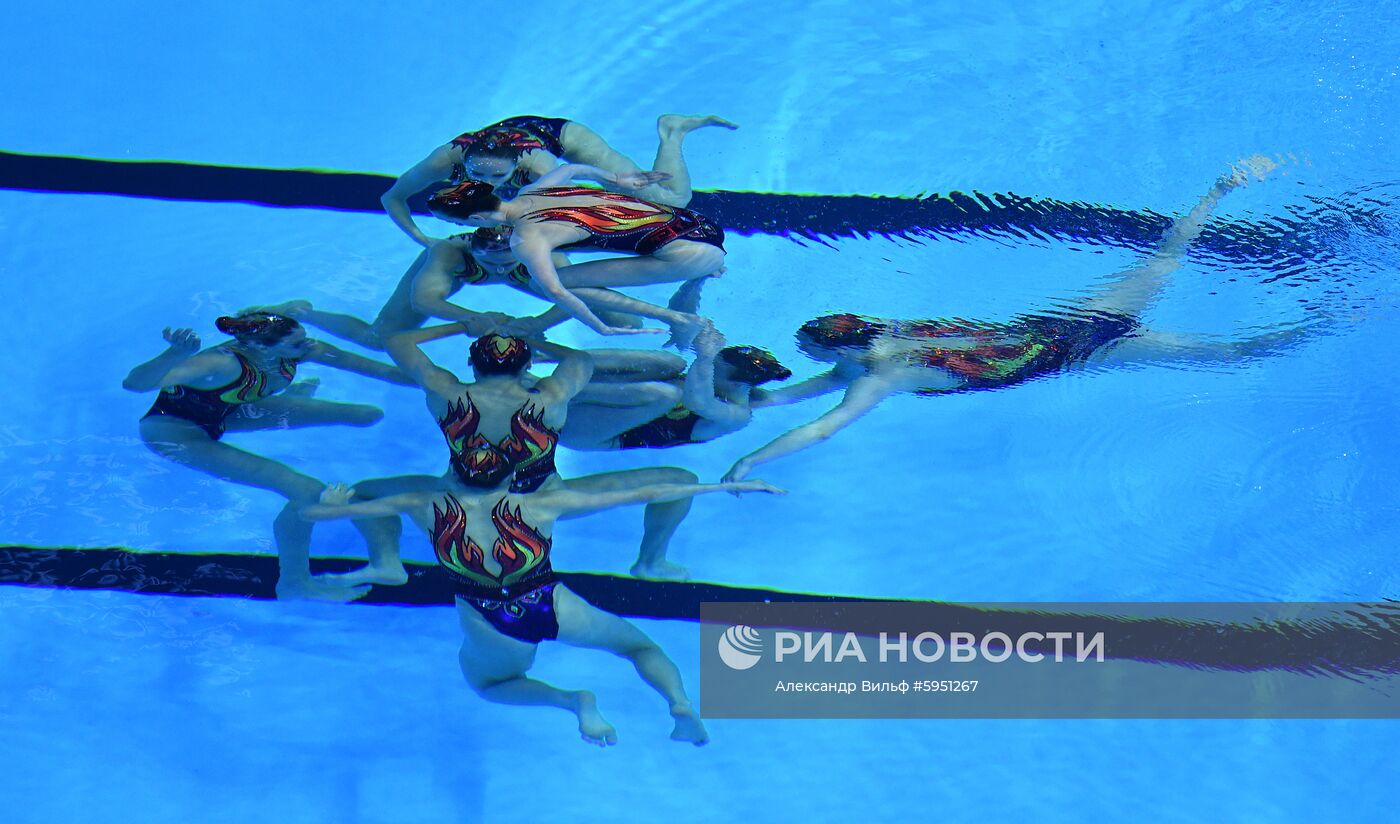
902;311;1139;395
523;187;726;256
432;492;559;643
446;116;570;199
142;351;297;440
614;403;703;449
451;248;532;289
437;393;559;494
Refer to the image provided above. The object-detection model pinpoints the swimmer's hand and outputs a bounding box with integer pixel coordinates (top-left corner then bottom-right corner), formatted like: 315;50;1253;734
496;316;551;339
461;312;513;337
721;459;754;489
318;483;357;506
163;327;201;355
612;171;672;190
719;479;786;496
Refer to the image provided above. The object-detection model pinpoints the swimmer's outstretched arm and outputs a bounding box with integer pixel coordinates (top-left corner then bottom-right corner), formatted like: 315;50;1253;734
410;243;519;335
301;487;432;521
749;367;853;409
303;341;415;386
723;374;897;483
528;339;596;404
512;241;657;337
382;146;459;248
547;479;785;521
518;164;671;195
384;324;471;397
681;325;750;427
122;327;205;391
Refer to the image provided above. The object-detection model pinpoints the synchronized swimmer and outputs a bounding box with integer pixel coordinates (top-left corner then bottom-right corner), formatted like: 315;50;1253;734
126;108;1316;746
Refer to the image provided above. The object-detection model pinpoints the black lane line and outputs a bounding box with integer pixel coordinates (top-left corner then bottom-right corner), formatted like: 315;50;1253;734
0;149;1328;267
4;545;1398;676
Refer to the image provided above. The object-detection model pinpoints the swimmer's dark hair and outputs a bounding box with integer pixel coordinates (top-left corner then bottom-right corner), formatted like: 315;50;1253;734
450;446;513;489
428;181;503;221
215;312;300;346
469;334;532;376
796;314;887;350
469;226;514;255
719;346;792;385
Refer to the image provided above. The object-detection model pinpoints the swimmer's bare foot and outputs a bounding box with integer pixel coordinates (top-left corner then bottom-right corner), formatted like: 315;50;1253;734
276;578;370;603
315;564;409;587
669;703;709;746
664;313;705;351
573;691;617;747
1226;154;1282;188
667;276;711;315
282;377;321;399
630;560;691;581
658;114;739;141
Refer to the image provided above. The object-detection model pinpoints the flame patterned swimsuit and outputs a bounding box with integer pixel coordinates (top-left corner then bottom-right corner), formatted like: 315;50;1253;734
432;492;560;643
447;116;570;199
614;403;703;449
437;393;559;494
141;351;297;439
524;187;726;256
903;311;1139;395
451;246;532;289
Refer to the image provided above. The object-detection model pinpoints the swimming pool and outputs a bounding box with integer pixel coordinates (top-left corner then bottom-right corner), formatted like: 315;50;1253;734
2;0;1398;820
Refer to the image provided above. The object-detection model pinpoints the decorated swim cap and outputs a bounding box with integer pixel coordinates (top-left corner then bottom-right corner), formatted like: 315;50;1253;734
469;333;532;375
719;345;792;385
449;445;513;489
469;226;514;254
796;313;886;349
428;181;501;221
215;312;300;345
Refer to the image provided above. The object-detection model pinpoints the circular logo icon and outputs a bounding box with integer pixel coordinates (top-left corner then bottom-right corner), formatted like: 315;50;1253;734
718;624;763;670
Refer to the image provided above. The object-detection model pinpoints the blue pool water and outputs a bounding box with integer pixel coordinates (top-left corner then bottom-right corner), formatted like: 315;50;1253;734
2;1;1399;821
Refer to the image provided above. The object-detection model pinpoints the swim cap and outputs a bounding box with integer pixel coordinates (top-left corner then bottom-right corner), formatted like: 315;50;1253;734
469;226;514;254
428;181;502;221
469;334;531;375
215;312;300;345
797;314;886;349
449;445;513;489
464;132;524;162
719;345;792;385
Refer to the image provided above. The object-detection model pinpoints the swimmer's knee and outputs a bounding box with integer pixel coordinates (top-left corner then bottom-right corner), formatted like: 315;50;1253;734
653;467;698;485
615;638;662;661
348;405;384;427
640;382;683;405
682;245;724;276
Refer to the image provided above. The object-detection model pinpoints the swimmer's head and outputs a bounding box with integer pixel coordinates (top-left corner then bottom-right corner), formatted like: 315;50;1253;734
469;226;514;255
463;138;521;188
429;181;503;225
796;314;886;359
718;345;792;386
449;445;513;490
468;334;532;376
216;312;311;356
467;226;516;266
